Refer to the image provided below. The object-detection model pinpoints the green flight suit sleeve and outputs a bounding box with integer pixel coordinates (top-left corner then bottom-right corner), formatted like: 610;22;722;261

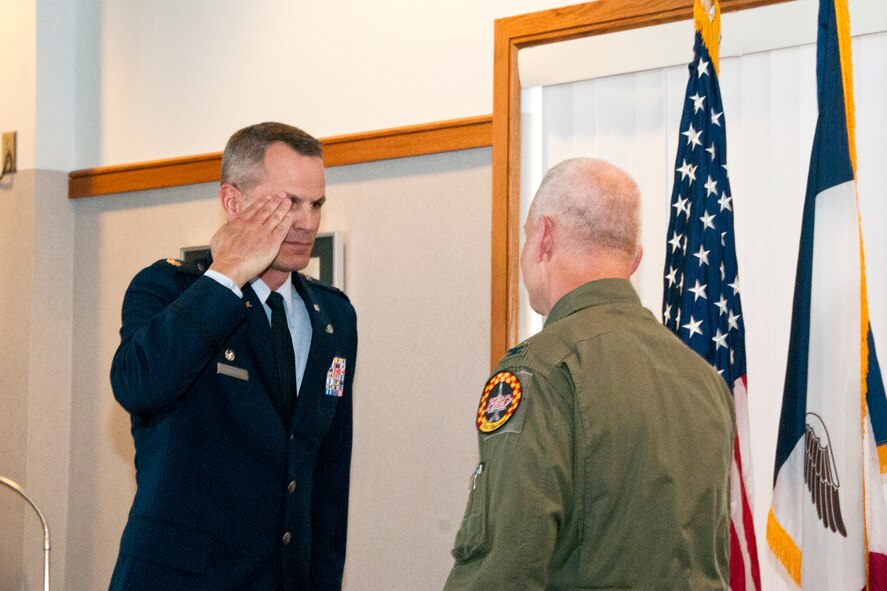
444;368;574;590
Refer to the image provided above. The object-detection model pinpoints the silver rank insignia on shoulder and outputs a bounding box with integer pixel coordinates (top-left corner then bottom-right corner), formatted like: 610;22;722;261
506;342;528;358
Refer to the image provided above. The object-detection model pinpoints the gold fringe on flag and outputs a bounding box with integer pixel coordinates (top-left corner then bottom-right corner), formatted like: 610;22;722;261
766;509;802;585
838;0;878;582
836;0;872;460
833;0;857;175
694;0;721;75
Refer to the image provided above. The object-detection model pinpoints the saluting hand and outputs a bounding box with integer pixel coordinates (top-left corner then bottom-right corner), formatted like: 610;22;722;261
209;193;294;287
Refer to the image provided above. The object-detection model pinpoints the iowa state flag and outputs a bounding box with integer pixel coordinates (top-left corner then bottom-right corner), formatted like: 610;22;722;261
767;0;887;588
661;1;761;588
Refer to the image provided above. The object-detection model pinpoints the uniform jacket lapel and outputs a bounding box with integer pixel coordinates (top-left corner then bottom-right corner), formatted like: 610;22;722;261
291;274;339;427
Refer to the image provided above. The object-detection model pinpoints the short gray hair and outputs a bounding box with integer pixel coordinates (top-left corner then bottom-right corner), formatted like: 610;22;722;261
530;158;641;258
220;122;323;191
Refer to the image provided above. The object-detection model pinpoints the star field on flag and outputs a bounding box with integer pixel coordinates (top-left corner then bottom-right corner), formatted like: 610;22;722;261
661;3;761;589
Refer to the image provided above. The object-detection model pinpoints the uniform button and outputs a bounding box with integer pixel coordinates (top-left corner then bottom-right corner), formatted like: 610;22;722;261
287;481;297;494
282;532;292;545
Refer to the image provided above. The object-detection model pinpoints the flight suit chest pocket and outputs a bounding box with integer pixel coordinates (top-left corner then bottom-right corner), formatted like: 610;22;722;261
451;462;489;563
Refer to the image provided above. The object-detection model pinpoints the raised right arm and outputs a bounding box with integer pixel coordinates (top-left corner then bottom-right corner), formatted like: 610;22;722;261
110;263;245;417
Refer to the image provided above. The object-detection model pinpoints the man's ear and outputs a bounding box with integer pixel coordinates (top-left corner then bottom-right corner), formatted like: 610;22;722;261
219;183;242;221
536;215;554;262
630;244;644;275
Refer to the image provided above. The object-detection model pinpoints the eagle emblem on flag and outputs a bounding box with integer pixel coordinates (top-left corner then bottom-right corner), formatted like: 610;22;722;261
804;413;847;537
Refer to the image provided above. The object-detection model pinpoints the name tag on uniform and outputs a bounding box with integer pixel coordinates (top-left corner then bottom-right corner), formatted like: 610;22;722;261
217;362;249;381
325;357;347;397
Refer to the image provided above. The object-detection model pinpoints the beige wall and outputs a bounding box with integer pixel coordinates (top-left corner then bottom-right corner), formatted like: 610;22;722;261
329;150;491;588
0;171;36;591
0;0;36;169
75;0;568;168
0;169;74;591
62;148;491;589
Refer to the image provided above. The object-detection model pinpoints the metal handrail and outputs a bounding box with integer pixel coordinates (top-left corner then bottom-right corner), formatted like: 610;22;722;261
0;475;50;591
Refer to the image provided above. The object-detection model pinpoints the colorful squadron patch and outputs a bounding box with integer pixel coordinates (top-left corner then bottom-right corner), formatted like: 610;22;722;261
476;371;522;433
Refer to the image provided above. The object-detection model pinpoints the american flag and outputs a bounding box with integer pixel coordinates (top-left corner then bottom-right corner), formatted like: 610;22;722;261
660;2;761;589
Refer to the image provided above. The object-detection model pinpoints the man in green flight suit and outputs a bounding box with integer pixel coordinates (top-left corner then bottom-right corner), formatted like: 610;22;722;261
444;158;735;590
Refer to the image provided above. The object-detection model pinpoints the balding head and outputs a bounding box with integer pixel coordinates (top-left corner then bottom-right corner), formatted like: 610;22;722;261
521;158;643;314
529;158;641;262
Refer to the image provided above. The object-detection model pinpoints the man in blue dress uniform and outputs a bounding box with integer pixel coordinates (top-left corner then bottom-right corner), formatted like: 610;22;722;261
109;122;357;591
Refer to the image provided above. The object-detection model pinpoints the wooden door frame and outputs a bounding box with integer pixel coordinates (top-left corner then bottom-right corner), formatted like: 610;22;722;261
489;0;790;366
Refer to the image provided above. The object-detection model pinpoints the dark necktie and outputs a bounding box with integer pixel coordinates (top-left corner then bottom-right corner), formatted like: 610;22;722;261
266;292;297;422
